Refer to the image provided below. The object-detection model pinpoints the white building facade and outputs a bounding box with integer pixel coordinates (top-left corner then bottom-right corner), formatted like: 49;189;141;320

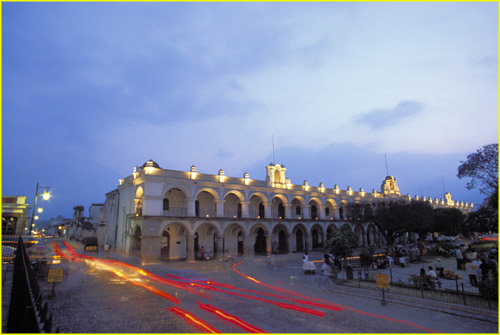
104;160;473;261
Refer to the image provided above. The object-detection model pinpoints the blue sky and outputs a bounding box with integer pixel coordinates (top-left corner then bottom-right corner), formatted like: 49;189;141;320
2;2;498;220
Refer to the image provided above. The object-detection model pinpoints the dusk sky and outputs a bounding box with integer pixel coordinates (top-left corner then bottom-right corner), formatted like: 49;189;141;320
2;2;498;220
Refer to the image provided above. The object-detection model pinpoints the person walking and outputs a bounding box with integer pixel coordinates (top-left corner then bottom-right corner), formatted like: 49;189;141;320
200;246;206;261
464;258;478;287
454;246;463;270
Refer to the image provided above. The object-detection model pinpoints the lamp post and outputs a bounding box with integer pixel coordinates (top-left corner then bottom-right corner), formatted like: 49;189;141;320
29;182;51;235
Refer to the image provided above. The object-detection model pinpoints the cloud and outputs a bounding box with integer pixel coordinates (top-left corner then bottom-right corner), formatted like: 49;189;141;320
355;101;424;130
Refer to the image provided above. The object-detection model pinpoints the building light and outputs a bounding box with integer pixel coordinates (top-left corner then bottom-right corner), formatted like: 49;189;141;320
303;180;309;191
119;179;124;185
218;169;225;183
319;182;325;193
334;184;340;195
347;186;353;196
244;172;250;185
285;178;291;190
206;214;209;218
190;165;197;180
359;188;365;197
144;166;155;175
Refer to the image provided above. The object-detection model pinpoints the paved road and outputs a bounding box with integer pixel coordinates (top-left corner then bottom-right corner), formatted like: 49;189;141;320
37;239;498;333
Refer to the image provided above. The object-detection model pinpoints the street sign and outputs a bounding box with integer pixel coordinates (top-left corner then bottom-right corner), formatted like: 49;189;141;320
47;268;64;283
376;273;390;289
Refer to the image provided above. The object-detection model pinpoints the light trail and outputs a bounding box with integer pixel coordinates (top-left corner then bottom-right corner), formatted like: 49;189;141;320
166;307;221;333
196;302;268;333
233;261;441;333
167;274;341;313
55;242;180;304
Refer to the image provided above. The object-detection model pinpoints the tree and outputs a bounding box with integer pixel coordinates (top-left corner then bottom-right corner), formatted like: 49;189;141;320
433;208;465;237
371;200;435;255
324;229;358;261
457;143;498;195
458;144;498;237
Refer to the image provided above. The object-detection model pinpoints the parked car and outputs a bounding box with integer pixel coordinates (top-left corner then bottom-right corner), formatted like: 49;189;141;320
83;236;98;252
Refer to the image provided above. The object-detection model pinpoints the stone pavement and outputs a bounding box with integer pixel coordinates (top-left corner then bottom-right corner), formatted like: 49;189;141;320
13;239;499;333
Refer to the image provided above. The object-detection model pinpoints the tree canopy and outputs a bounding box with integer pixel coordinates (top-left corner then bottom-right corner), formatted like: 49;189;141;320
433;208;465;237
324;229;358;259
457;143;498;195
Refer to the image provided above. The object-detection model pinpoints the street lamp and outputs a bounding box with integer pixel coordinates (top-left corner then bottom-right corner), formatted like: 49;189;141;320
29;182;51;235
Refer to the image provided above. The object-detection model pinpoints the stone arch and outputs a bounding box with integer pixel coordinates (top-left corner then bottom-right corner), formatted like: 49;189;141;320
366;223;378;246
354;223;365;246
271;223;289;254
163;187;188;216
223;190;245;202
131;226;141;254
270;196;286;219
291;197;305;219
339;200;349;220
224;193;242;218
163;184;191;199
292;223;307;252
325;199;339;220
195;222;221;260
250;223;269;255
326;224;339;240
135;186;144;199
310;224;324;249
309;198;321;220
196;190;217;218
224;223;246;256
194;187;220;200
160;222;190;260
249;193;267;219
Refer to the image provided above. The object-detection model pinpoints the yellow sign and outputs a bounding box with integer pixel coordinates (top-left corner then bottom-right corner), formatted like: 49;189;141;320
47;268;64;283
376;273;390;289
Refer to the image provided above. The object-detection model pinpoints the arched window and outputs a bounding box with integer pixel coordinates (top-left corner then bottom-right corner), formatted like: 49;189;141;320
339;207;344;220
296;206;301;215
259;203;265;218
311;205;318;219
278;203;285;218
325;207;330;216
237;203;242;218
163;198;170;211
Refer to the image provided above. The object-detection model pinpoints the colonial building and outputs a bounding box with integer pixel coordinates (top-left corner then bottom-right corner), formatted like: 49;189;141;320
103;160;473;261
1;196;29;235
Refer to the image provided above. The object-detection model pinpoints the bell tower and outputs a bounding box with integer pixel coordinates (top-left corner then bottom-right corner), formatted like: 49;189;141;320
266;163;286;188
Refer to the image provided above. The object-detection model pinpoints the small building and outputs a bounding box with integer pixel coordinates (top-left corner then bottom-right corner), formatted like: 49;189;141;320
2;196;29;235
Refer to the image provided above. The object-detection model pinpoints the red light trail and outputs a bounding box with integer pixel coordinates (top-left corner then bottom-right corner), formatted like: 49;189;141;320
166;306;221;333
233;261;441;333
197;302;268;333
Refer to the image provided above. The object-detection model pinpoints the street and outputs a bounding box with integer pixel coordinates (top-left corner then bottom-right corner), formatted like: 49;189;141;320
36;239;498;333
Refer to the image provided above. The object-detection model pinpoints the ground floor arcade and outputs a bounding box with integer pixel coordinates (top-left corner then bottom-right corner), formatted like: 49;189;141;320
124;217;388;261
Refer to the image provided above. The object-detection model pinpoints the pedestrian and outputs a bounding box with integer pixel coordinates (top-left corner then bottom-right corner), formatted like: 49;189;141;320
464;258;478;287
454;246;463;270
426;266;437;279
200;246;206;261
487;255;498;277
473;256;482;280
479;258;490;279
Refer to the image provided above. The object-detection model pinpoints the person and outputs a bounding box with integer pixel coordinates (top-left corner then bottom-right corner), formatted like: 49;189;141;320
426;266;437;279
479;258;490;279
473;256;482;280
419;268;426;277
434;258;444;277
454;246;463;270
323;252;332;266
200;246;206;261
302;252;316;274
487;255;498;277
464;258;478;287
386;254;394;267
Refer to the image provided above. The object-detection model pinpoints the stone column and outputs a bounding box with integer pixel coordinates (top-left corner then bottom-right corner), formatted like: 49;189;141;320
263;202;271;219
287;233;293;254
216;236;224;260
318;205;325;220
241;201;249;218
305;234;312;251
244;234;254;256
215;200;225;218
302;205;310;219
265;234;272;256
284;204;291;219
186;234;195;262
187;198;196;217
